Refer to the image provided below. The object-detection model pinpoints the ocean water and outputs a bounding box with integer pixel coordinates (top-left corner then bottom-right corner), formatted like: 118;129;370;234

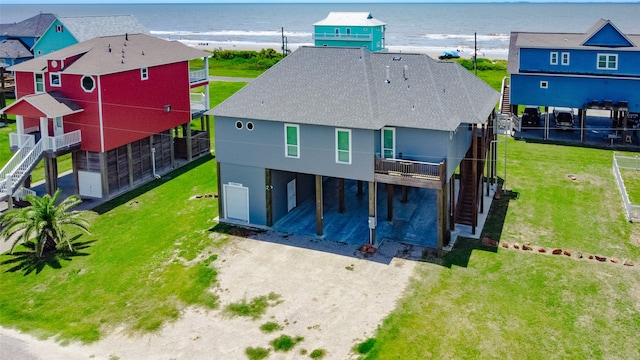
2;3;639;59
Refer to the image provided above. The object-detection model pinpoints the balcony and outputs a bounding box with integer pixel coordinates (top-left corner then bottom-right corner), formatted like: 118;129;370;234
190;92;208;117
45;130;82;152
313;32;373;41
374;157;446;189
189;68;207;84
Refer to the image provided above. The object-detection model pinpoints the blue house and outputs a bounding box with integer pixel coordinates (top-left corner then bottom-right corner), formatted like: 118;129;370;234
508;19;640;143
32;15;148;57
209;47;500;255
313;12;387;52
0;13;56;66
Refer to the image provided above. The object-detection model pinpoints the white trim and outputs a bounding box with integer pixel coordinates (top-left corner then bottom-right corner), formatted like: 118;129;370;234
561;52;570;66
81;75;95;92
540;80;548;89
34;73;44;93
97;75;105;152
50;72;61;87
335;128;352;164
597;53;618;70
516;72;634;81
141;67;148;80
381;127;395;159
550;51;558;65
284;123;300;158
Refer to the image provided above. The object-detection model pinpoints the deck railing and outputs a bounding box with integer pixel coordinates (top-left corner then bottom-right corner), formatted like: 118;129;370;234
190;92;208;113
45;130;82;152
9;133;35;149
190;68;207;83
374;157;445;181
613;153;640;221
313;33;373;41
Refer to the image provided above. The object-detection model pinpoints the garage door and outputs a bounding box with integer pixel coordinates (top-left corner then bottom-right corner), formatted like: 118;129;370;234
223;183;249;222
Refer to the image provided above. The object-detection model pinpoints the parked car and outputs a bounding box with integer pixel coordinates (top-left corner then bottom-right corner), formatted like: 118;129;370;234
553;107;574;129
438;50;460;60
521;106;541;128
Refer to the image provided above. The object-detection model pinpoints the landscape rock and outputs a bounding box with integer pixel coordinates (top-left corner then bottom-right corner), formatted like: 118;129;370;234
563;250;571;257
595;255;606;262
513;242;520;249
501;241;509;248
538;247;546;253
623;259;634;266
576;251;583;259
482;237;498;247
588;255;594;260
552;248;563;255
522;244;533;251
610;257;619;264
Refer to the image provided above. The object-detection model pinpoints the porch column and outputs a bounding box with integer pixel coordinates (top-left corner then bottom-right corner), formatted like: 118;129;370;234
315;175;323;236
471;125;478;235
338;178;345;213
544;106;549;140
169;130;175;168
265;169;273;227
401;186;408;203
16;115;24;147
357;180;363;197
216;162;223;218
127;143;134;188
437;185;445;257
40;117;48;148
44;157;58;195
449;178;455;231
480;124;485;214
186;122;193;161
386;183;393;221
369;181;376;246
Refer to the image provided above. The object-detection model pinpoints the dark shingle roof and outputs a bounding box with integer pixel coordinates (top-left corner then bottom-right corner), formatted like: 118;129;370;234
0;13;56;38
211;47;499;131
9;33;209;76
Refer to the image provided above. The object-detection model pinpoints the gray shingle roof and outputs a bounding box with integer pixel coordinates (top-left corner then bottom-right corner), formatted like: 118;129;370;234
0;40;32;59
508;19;640;74
8;33;209;76
57;15;148;43
0;13;56;38
211;47;499;132
1;91;83;118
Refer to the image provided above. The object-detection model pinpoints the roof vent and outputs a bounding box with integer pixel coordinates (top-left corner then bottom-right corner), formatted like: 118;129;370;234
403;65;408;80
125;33;129;41
108;44;111;53
385;66;390;84
392;56;402;61
142;50;145;56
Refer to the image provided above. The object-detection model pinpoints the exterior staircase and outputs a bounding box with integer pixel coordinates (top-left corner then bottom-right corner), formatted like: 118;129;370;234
455;131;489;231
0;130;82;202
500;80;511;115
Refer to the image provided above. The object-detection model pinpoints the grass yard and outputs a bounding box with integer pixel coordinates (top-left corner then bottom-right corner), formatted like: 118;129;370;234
363;137;640;359
0;155;220;342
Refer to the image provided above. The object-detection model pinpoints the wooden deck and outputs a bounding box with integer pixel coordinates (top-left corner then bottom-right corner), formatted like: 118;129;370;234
374;157;445;189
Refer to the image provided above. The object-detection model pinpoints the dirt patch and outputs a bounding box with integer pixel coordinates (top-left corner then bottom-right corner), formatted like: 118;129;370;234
0;231;419;360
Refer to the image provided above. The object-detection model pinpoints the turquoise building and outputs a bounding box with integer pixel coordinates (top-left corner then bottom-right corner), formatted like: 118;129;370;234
313;12;387;52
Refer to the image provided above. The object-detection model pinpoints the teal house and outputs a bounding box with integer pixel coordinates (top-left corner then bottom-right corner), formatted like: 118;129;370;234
32;15;147;57
313;12;387;52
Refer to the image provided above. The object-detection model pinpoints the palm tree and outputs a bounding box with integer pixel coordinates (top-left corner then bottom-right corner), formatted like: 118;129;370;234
0;189;93;258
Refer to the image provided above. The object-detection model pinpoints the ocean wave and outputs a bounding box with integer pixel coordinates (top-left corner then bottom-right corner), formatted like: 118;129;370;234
150;29;310;38
421;33;510;42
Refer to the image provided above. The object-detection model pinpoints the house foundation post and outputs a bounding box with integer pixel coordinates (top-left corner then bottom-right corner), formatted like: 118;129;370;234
315;175;323;236
471;125;478;235
437;185;445;257
44;157;58;195
185;122;193;162
386;183;393;221
216;162;223;218
338;178;345;213
368;181;376;246
265;169;273;226
127;143;134;188
357;180;363;197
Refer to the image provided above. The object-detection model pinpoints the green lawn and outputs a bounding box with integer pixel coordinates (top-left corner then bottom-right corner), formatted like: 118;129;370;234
363;137;640;359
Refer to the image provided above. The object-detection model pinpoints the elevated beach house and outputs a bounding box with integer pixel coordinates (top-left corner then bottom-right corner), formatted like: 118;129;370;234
210;46;500;255
32;15;148;57
0;33;211;204
507;19;640;143
0;13;56;66
313;12;387;52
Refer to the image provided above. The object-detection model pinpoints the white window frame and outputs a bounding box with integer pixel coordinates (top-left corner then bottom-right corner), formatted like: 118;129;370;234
334;28;340;37
141;67;148;80
561;52;570;65
381;127;395;159
540;81;548;89
34;73;44;93
597;53;618;70
335;128;352;164
284;123;300;158
81;75;95;93
550;52;558;65
49;72;61;87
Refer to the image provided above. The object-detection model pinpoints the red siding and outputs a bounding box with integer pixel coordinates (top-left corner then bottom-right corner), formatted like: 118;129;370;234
14;72;36;98
61;74;101;152
99;61;192;151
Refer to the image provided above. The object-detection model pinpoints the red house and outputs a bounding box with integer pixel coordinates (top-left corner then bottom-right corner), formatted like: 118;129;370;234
0;33;211;202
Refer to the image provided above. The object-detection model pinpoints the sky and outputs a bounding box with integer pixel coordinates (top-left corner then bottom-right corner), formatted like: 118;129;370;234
5;0;640;4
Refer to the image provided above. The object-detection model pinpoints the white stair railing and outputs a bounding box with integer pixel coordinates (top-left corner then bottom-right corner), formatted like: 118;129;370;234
0;140;44;197
45;130;82;152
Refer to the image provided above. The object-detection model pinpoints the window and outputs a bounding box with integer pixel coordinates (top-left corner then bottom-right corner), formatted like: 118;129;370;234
346;28;351;37
334;28;340;37
597;54;618;70
246;122;254;131
382;127;395;159
235;121;243;130
561;52;570;65
335;128;351;164
81;75;95;92
540;80;548;89
35;73;44;93
55;25;63;33
141;67;148;80
285;124;299;158
550;52;558;65
50;73;61;87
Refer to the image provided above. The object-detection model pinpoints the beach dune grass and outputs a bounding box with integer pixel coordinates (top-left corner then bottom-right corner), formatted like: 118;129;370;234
0;155;220;342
